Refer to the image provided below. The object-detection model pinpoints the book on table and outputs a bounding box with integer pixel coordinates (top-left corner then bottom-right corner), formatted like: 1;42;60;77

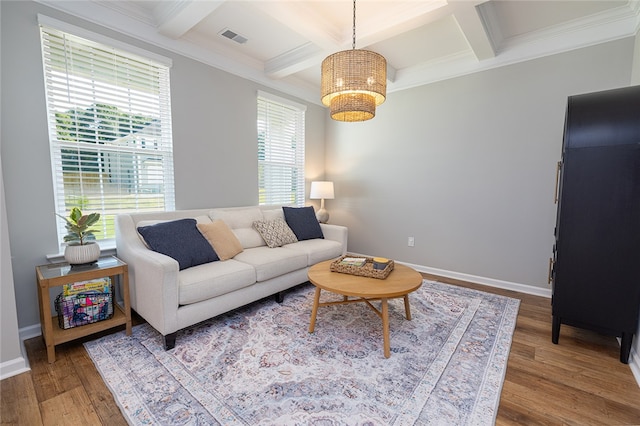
63;278;111;296
339;257;367;267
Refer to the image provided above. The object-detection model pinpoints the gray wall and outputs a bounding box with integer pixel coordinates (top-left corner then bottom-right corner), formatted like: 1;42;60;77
325;38;634;289
0;2;25;374
1;158;25;375
0;0;325;330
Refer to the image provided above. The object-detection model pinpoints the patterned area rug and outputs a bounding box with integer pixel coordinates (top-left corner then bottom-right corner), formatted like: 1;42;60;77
85;280;519;425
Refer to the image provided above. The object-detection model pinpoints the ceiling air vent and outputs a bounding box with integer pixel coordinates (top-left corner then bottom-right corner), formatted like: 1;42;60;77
219;29;248;45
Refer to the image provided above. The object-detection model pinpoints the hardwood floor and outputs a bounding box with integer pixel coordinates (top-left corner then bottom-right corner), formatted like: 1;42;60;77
2;275;640;425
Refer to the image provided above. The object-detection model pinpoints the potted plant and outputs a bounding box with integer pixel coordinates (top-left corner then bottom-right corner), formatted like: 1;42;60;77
57;207;101;264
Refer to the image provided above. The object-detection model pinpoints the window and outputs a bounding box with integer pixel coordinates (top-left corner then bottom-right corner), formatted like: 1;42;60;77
39;16;175;247
257;91;306;207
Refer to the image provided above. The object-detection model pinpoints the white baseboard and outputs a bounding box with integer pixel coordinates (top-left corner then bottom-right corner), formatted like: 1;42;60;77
407;262;552;298
20;323;42;341
0;356;29;381
0;324;43;380
0;324;41;380
349;253;553;298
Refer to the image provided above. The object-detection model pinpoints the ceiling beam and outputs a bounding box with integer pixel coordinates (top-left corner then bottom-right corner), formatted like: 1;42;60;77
448;0;496;61
155;0;224;39
265;43;325;79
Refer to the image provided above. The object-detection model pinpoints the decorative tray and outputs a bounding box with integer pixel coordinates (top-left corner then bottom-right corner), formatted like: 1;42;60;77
330;255;394;279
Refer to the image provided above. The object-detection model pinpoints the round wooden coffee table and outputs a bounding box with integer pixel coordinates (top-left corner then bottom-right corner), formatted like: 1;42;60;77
307;259;423;358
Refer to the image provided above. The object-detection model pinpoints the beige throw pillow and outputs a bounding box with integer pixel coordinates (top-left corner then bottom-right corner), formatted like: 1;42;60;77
197;220;243;260
253;219;298;248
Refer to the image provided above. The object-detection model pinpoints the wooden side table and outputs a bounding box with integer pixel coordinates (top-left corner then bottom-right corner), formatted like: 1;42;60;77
36;256;132;363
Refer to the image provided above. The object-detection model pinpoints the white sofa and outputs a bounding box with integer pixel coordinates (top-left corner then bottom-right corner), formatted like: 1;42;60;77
115;205;348;349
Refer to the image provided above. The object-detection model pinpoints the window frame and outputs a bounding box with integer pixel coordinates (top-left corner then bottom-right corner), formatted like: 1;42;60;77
39;15;176;250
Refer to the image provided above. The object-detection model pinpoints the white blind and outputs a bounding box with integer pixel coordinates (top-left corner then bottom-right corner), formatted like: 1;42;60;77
40;22;175;247
257;92;306;206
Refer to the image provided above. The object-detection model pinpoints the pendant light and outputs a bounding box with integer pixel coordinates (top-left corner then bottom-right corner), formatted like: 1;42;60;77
320;0;387;122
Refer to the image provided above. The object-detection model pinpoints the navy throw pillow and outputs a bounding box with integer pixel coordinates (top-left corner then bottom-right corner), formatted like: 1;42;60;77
137;218;219;270
283;206;324;241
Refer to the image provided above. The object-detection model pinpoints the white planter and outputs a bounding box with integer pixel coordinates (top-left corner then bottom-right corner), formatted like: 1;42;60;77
64;242;101;265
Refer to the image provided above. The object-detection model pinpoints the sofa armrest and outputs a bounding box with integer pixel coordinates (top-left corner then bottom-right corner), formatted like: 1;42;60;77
320;223;348;255
115;214;180;336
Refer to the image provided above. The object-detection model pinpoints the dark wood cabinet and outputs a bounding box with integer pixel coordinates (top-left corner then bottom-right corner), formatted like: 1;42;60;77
551;85;640;364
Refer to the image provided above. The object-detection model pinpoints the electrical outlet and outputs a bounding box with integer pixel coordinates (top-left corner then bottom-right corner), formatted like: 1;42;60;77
408;237;415;247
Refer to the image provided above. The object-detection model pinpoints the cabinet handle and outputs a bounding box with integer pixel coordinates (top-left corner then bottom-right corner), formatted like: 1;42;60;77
548;257;554;285
554;161;561;204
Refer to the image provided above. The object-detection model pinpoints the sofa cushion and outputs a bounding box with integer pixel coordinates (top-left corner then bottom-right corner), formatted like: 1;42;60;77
197;220;244;260
233;246;308;282
253;219;298;248
209;207;265;249
283;206;324;241
178;259;256;305
262;208;285;221
282;239;344;266
137;218;219;270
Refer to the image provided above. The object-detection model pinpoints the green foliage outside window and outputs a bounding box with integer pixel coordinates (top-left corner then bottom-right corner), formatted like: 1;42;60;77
55;103;164;240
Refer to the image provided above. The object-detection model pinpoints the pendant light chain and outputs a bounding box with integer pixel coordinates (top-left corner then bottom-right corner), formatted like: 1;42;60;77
352;0;356;50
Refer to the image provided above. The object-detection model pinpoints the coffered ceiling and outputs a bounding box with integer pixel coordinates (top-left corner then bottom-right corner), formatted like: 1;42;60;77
37;1;640;104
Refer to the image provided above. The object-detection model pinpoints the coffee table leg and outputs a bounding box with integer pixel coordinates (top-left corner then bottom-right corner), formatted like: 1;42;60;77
404;295;412;320
309;287;321;333
382;298;390;358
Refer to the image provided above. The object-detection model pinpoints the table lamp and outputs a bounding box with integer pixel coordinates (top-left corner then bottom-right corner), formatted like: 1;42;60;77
310;181;334;223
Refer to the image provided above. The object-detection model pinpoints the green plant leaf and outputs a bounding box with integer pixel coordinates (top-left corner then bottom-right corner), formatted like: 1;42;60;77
69;207;82;224
56;208;101;245
85;212;100;227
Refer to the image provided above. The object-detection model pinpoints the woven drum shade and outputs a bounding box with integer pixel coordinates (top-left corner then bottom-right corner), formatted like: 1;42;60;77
321;49;387;122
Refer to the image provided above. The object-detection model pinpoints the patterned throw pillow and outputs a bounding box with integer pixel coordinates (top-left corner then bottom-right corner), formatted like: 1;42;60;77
253;219;298;248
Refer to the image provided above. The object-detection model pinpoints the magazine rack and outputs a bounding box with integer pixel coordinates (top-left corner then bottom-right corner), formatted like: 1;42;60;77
36;256;131;363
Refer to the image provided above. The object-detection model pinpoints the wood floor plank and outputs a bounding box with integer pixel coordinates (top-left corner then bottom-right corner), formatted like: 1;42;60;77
515;304;552;323
535;344;636;378
499;380;595;426
69;344;128;426
39;386;101;425
507;340;536;361
602;398;640;425
511;320;622;361
526;348;640;408
0;371;43;425
496;397;566;426
24;338;84;403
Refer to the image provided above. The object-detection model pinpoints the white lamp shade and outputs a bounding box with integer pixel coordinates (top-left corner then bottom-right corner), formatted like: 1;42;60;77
310;181;334;200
